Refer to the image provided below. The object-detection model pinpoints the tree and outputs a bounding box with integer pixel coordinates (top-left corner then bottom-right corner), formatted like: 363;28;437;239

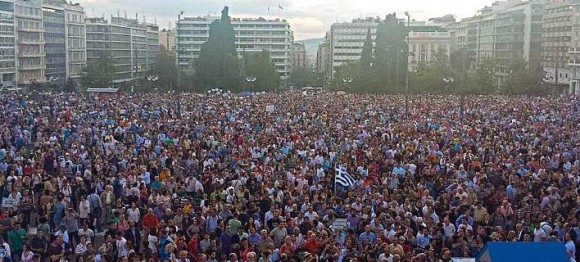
373;13;407;91
80;51;116;88
360;28;373;72
289;67;323;88
409;50;457;94
467;58;498;95
244;50;280;92
502;59;544;95
196;6;241;90
153;47;179;92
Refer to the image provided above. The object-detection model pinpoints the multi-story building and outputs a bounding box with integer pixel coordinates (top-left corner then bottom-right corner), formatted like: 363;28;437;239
316;37;330;74
479;0;543;79
15;0;45;85
327;17;378;74
292;43;306;69
447;0;543;88
146;23;159;70
176;16;293;79
159;28;175;52
42;1;65;82
325;17;451;75
0;0;16;87
567;1;580;95
447;16;479;66
408;24;452;70
543;0;579;93
64;2;85;80
86;16;157;84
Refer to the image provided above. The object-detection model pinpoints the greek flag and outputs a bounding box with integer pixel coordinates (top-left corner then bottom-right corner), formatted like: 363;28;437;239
335;165;356;188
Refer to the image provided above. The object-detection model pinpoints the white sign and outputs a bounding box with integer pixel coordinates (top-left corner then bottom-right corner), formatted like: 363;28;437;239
1;198;14;208
266;105;275;113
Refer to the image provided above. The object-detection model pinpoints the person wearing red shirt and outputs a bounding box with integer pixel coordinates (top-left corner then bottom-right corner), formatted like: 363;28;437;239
142;208;159;231
188;234;199;258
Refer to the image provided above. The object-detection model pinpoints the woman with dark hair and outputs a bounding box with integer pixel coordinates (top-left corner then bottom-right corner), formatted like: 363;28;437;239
21;244;34;262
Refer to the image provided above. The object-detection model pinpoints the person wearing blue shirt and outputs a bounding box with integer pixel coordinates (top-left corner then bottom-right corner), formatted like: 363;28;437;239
358;225;377;245
416;227;432;248
455;210;474;228
393;164;406;177
141;171;151;186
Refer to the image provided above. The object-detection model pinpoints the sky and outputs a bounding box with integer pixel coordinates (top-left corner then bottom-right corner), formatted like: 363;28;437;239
78;0;499;40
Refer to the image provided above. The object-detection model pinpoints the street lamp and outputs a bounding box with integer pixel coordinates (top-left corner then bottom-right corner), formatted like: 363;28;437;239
177;11;184;91
404;11;411;120
342;77;353;89
147;75;159;93
443;77;454;93
245;76;257;92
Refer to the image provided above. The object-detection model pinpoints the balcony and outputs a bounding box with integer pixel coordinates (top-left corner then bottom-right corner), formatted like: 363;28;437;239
19;64;45;70
18;52;44;58
0;67;15;73
17;27;44;33
17;39;45;45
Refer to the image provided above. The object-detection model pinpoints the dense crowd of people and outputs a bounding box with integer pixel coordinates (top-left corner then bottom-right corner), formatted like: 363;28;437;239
0;91;578;262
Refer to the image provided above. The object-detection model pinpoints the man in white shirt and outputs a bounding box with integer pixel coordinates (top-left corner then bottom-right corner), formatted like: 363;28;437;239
116;231;128;257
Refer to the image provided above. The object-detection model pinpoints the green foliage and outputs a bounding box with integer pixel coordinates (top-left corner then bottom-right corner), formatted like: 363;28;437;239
289;67;324;88
360;28;373;72
467;58;498;95
502;59;544;95
196;6;241;91
80;51;116;88
244;50;280;92
374;13;407;90
153;47;180;92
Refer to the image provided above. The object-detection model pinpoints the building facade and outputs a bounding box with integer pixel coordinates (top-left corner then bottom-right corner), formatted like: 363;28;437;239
176;16;293;79
86;16;158;84
64;2;85;80
146;23;159;71
15;0;45;85
42;1;65;82
316;37;330;74
328;17;378;74
325;17;451;76
0;0;15;87
447;0;543;88
542;0;579;93
292;43;306;69
159;28;175;52
568;1;580;95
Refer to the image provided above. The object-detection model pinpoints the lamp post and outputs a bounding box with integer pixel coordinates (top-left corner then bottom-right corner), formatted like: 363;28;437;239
404;11;411;120
443;77;454;93
342;76;353;90
245;76;256;92
177;11;184;91
147;75;159;92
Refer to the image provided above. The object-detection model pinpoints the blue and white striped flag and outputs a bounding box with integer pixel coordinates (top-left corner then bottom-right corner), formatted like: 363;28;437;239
335;165;356;188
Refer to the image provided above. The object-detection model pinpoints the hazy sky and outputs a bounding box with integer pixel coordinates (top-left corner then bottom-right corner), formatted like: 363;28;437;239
78;0;498;40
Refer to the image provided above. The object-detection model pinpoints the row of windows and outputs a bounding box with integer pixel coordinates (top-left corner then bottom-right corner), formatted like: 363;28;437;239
18;20;42;30
0;60;14;69
67;13;84;24
69;51;85;63
69;38;85;49
15;5;41;18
